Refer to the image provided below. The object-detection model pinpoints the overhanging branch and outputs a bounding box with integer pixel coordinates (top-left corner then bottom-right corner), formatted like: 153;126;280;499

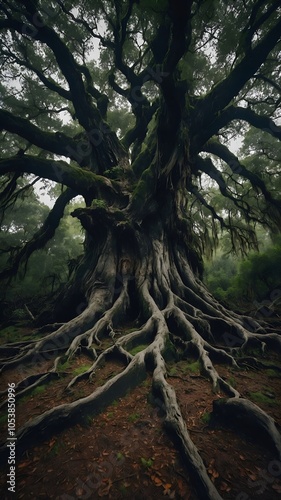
0;156;121;201
190;14;281;148
0;109;78;160
203;140;281;212
0;8;97;132
220;106;281;141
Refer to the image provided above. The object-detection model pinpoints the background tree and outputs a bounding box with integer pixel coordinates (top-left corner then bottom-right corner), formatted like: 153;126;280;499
0;181;83;321
1;1;281;498
204;231;281;308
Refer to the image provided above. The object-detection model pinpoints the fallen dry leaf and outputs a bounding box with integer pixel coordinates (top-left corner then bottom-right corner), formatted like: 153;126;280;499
18;461;32;469
151;474;163;486
219;481;231;492
163;483;172;490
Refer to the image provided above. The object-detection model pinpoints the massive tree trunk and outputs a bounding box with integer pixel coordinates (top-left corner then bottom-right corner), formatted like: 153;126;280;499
1;195;281;499
1;1;281;497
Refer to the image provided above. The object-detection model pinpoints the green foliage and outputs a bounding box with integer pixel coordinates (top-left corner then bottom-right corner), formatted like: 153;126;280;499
0;186;84;319
129;344;149;356
204;253;238;303
0;325;34;345
248;391;278;406
168;360;201;375
91;199;107;209
185;360;201;373
30;385;47;397
201;411;211;425
140;457;154;468
0;0;281;314
128;412;140;423
57;360;71;372
204;234;281;308
168;366;178;376
73;364;92;376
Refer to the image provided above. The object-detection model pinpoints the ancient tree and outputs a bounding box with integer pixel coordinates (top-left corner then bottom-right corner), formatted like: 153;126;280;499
1;1;281;498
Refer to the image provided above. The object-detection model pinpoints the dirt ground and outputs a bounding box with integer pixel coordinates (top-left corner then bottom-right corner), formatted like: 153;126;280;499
0;327;281;499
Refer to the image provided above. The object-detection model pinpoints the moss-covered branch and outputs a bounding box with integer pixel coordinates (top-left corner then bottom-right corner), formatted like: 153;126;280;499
0;156;121;200
0;109;78;160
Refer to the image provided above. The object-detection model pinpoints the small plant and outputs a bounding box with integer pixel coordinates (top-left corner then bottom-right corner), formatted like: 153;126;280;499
12;309;27;320
140;457;154;468
104;166;125;180
84;415;93;426
0;326;31;344
128;412;140;423
30;385;47;396
91;199;107;209
201;411;211;424
175;359;201;374
141;378;150;387
116;452;124;461
57;359;71;372
186;360;201;373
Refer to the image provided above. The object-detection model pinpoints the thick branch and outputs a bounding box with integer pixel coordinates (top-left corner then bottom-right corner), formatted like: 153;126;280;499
0;109;78;160
203;140;281;210
220;105;281;141
0;10;96;131
239;0;281;53
0;156;120;199
195;155;243;206
0;49;70;100
190;15;281;149
164;0;192;72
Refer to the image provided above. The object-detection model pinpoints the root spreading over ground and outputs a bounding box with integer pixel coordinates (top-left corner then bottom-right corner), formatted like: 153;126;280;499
0;234;281;499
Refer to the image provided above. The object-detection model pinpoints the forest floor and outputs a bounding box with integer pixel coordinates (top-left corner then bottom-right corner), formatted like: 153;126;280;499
0;322;281;499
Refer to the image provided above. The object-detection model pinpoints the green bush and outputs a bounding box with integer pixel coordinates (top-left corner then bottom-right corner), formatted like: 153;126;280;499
204;235;281;308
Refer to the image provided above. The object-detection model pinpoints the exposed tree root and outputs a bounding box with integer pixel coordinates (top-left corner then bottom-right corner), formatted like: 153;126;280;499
213;397;281;460
0;371;59;411
0;351;147;465
0;242;280;499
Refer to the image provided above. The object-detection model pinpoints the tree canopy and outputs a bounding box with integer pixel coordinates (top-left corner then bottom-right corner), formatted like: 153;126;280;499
1;0;281;274
1;2;281;499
